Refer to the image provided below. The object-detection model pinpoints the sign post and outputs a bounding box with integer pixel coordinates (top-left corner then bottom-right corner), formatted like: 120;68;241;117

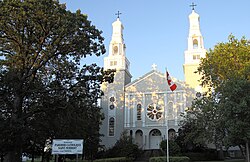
52;139;83;161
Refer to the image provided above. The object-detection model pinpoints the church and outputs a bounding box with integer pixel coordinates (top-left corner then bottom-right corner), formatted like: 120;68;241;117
100;7;207;150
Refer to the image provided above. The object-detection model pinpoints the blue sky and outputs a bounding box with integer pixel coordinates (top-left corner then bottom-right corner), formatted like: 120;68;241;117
59;0;250;81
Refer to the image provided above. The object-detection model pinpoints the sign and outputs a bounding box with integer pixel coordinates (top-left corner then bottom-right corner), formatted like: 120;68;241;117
52;139;83;155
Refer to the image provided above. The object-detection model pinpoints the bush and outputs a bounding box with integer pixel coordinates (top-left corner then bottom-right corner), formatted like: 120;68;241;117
94;157;133;162
160;140;181;156
99;131;142;159
183;151;218;161
149;156;190;162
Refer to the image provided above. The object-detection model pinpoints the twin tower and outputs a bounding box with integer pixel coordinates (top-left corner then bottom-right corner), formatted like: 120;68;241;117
104;9;206;92
100;8;206;150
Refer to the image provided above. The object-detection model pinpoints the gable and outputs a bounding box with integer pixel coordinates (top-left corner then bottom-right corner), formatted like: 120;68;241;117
126;70;185;93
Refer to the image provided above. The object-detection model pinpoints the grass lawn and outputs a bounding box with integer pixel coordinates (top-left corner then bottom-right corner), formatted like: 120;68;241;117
26;156;245;162
27;160;245;162
27;160;88;162
195;160;244;162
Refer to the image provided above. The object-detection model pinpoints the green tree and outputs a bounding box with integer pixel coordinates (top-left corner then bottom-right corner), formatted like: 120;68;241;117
219;78;250;157
180;95;225;159
180;35;250;159
0;0;114;161
198;35;250;91
197;35;250;158
103;131;141;160
177;114;207;153
160;140;181;156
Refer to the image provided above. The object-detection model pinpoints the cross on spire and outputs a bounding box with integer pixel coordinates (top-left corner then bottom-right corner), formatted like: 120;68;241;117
190;2;197;11
115;11;122;18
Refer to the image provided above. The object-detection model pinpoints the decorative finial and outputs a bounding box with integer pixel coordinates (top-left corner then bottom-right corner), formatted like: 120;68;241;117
152;63;157;70
189;2;197;11
115;11;122;19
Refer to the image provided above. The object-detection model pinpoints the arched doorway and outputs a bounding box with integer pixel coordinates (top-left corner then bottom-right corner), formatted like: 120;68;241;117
135;130;143;148
168;129;176;140
149;129;161;149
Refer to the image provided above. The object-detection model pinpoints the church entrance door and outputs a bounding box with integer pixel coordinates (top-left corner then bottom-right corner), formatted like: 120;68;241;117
149;129;161;149
135;130;143;149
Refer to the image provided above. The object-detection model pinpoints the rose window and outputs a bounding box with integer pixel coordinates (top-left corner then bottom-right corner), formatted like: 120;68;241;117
147;103;163;121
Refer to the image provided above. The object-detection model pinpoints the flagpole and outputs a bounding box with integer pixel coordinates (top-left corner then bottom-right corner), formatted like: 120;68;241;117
165;67;169;162
166;115;169;162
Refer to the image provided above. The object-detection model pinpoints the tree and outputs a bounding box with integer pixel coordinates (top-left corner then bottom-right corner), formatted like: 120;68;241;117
197;35;250;158
198;35;250;91
160;140;181;156
219;78;250;157
102;131;141;160
0;0;114;161
180;35;250;159
180;95;226;159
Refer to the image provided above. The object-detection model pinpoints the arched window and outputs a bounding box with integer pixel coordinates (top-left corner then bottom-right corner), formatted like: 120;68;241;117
135;130;143;136
193;39;198;49
168;129;176;140
109;117;115;136
130;130;133;137
150;129;161;136
137;104;142;120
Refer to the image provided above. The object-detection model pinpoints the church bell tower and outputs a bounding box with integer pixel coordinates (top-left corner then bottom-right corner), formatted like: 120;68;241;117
101;12;132;148
183;5;207;93
104;12;130;75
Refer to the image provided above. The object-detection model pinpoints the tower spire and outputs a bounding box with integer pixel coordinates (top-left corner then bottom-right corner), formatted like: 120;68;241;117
183;7;207;92
104;12;131;73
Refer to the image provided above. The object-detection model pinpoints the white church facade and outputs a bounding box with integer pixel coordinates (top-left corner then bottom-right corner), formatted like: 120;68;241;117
100;8;206;150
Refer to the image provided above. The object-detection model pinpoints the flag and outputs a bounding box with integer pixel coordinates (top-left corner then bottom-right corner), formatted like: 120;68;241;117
166;70;177;91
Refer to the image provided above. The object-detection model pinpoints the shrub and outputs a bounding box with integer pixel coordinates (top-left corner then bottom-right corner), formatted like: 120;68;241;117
149;156;190;162
100;131;141;159
183;150;218;161
160;140;181;156
94;157;133;162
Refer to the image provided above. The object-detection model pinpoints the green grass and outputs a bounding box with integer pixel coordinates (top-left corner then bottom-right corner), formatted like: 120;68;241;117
26;158;245;162
27;160;88;162
194;160;244;162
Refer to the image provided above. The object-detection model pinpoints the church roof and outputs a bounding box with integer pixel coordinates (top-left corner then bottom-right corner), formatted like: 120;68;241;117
125;69;185;93
126;69;161;87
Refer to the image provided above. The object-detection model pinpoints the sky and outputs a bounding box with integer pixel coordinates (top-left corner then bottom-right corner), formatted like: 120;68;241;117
59;0;250;81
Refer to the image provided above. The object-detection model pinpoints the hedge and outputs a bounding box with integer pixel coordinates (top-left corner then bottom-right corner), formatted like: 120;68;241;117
149;156;190;162
93;157;133;162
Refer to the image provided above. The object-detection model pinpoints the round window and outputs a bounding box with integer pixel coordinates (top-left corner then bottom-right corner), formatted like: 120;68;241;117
147;103;163;121
110;97;115;102
109;104;115;110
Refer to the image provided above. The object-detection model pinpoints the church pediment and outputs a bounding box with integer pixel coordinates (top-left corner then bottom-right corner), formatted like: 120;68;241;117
125;70;185;93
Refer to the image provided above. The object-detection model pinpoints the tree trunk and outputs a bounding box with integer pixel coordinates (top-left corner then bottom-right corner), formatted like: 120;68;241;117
41;151;44;162
218;146;224;160
239;145;246;157
31;150;35;162
9;95;24;162
6;151;22;162
246;142;250;162
1;155;4;162
215;142;224;160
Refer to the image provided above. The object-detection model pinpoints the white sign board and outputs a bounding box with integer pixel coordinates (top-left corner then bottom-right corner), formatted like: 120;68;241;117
52;139;83;155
